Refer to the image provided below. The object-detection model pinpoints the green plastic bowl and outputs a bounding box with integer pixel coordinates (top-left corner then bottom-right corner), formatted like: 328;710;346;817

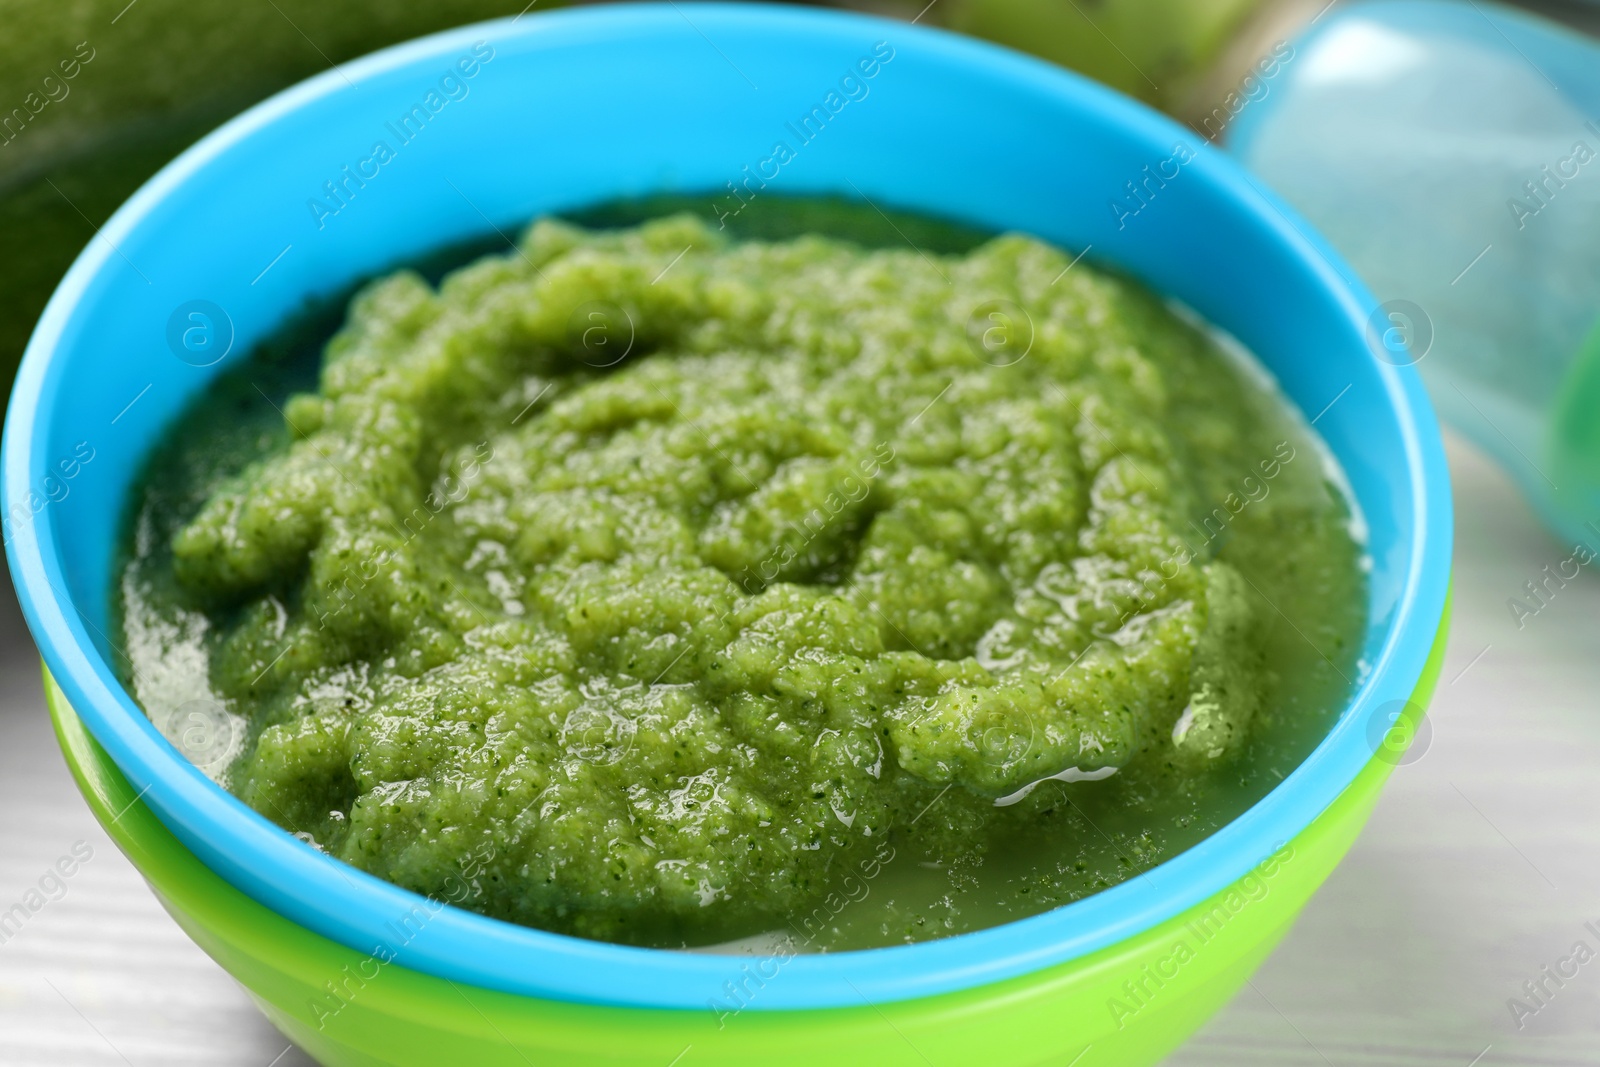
47;602;1445;1066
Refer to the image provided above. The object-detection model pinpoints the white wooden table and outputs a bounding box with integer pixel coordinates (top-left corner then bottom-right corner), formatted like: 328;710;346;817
2;430;1597;1066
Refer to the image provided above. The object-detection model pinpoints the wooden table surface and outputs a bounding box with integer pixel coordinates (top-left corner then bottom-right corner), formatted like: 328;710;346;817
3;430;1598;1066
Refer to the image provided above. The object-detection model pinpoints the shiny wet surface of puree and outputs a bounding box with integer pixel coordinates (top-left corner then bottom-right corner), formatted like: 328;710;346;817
114;197;1366;951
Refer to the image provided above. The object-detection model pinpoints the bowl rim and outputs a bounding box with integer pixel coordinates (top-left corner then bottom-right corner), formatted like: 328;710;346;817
2;1;1453;1012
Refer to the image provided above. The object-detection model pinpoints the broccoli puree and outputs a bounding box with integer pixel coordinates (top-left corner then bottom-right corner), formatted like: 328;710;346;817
114;197;1366;950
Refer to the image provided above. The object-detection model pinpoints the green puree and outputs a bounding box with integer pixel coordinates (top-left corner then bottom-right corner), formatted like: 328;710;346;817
114;198;1366;950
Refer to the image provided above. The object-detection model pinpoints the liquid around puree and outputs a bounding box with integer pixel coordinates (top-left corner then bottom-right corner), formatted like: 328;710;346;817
116;200;1366;950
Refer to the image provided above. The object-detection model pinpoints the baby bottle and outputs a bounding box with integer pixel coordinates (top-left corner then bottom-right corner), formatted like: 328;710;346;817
1222;0;1600;549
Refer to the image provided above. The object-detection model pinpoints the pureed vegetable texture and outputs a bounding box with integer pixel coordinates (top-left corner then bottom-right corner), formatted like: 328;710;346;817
115;200;1367;950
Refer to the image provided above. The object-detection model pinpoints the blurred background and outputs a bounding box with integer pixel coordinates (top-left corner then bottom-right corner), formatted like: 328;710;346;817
3;0;1600;1063
2;0;1594;400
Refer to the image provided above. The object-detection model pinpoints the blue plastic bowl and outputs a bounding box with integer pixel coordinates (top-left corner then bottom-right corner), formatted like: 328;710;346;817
4;1;1450;1017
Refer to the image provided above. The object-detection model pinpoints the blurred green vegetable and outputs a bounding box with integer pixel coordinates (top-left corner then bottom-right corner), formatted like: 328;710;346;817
934;0;1267;111
0;0;1275;401
0;0;546;397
